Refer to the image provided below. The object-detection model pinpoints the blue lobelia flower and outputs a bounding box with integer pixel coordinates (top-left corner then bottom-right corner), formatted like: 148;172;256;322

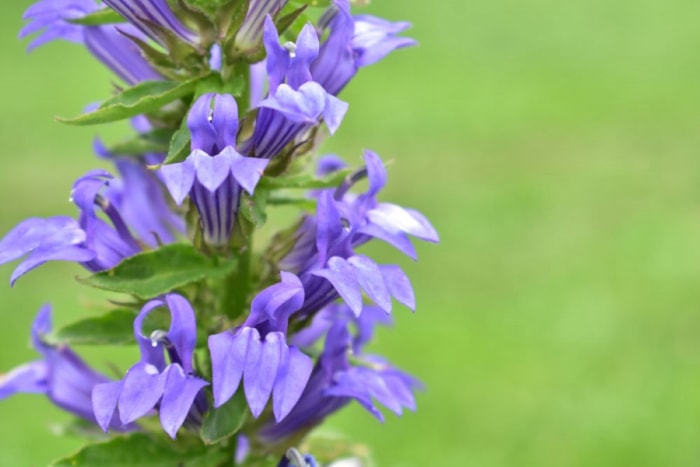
92;294;209;438
235;0;288;54
83;24;163;85
161;93;269;246
311;0;416;96
209;272;313;422
94;138;185;246
0;168;182;284
20;0;161;85
239;17;348;160
259;306;421;444
20;0;98;49
278;150;438;317
0;304;130;431
292;303;392;355
101;0;199;48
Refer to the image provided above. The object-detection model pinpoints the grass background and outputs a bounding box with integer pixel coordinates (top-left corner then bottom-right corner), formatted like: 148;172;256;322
2;0;700;465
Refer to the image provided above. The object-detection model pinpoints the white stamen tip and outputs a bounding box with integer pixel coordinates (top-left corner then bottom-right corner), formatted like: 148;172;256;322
283;41;297;58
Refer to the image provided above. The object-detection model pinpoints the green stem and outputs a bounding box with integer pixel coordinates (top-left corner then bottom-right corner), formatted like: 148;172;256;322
221;234;253;322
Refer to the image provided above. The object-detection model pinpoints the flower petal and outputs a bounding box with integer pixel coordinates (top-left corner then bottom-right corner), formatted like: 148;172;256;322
118;362;166;424
211;93;239;149
322;94;348;134
287;23;319;89
263;15;289;91
11;245;95;286
187;93;217;152
228;150;269;195
160;158;196;205
159;365;208;439
379;265;415;311
0;361;48;399
249;272;304;326
244;331;280;418
92;380;123;432
0;216;84;264
192;149;232;192
272;346;313;422
367;203;436;241
164;294;198;373
363;150;387;197
357;223;417;260
210;328;254;408
348;255;391;313
311;256;363;316
315;191;343;263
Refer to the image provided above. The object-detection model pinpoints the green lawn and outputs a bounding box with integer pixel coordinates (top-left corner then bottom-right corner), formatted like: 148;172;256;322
2;1;700;465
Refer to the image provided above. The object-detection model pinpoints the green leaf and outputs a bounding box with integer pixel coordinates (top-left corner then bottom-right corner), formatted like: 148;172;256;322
259;167;353;190
47;309;137;346
109;128;172;156
239;189;269;228
50;433;228;467
276;4;308;36
165;126;191;164
58;77;205;126
67;9;125;26
52;417;112;441
215;0;250;37
201;392;248;445
267;195;316;210
78;244;236;299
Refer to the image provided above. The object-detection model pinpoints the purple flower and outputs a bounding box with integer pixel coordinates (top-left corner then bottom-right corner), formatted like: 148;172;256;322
83;24;163;85
250;61;268;108
209;272;313;421
94;140;185;246
20;0;98;50
292;303;392;354
279;151;438;317
311;0;416;96
332;150;439;259
239;18;348;159
161;93;268;246
102;0;198;48
0;304;129;431
235;0;288;54
0;167;182;284
259;307;421;444
20;0;161;85
92;294;209;438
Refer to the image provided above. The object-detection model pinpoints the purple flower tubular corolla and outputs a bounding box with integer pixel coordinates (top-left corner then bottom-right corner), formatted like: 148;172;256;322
259;308;421;444
311;0;417;96
0;305;129;431
92;294;209;438
0;168;181;284
102;0;198;48
20;0;161;85
84;24;163;85
209;272;313;421
239;17;348;160
279;151;438;317
235;0;288;53
161;93;269;246
94;139;185;246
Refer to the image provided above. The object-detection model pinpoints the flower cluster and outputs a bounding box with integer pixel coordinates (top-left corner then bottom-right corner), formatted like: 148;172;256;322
2;0;434;464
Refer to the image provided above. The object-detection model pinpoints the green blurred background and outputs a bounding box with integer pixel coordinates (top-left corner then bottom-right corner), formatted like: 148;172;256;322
3;0;700;465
